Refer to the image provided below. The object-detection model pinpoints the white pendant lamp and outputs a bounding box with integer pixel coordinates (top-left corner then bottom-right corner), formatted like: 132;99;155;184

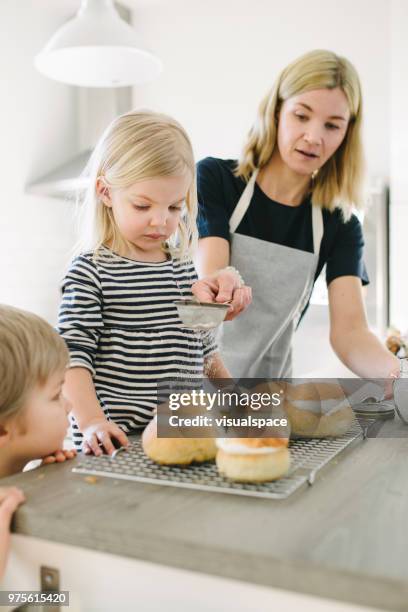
34;0;162;87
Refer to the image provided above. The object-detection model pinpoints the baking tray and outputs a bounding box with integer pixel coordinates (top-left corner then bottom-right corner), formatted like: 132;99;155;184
72;420;371;500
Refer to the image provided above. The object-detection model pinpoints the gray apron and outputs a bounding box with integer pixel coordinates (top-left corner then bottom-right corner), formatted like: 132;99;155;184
217;169;324;378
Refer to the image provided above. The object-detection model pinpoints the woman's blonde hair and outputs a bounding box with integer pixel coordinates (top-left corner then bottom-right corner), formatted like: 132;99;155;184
237;49;365;219
76;110;198;260
0;305;69;421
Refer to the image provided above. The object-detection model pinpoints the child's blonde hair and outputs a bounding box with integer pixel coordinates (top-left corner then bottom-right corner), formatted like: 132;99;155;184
237;49;365;219
0;305;69;421
76;110;198;260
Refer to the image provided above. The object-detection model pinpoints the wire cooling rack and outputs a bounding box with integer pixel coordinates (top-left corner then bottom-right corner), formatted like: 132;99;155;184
72;421;369;500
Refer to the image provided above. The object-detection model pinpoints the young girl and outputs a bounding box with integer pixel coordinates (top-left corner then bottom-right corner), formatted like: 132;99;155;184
58;110;232;456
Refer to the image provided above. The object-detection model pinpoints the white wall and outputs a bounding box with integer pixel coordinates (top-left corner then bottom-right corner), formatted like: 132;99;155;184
389;0;408;330
0;0;393;336
0;1;79;323
131;0;390;178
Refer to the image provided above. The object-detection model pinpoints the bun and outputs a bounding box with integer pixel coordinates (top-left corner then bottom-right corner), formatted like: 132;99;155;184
216;437;290;483
142;417;217;465
286;382;344;401
285;382;354;437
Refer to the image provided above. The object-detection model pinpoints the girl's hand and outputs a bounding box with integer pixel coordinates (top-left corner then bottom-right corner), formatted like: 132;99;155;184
81;418;129;456
41;449;77;465
0;487;25;528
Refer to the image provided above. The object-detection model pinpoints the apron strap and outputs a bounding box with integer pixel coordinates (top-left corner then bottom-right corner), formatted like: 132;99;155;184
229;169;259;233
229;168;324;256
312;204;324;256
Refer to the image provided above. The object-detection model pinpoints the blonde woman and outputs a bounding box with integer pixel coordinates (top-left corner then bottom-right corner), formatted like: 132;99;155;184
58;110;230;456
194;50;399;380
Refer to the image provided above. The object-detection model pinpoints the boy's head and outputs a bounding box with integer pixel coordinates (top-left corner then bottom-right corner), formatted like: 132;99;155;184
0;304;71;465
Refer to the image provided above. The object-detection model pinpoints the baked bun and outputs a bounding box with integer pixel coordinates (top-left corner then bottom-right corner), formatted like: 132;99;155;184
284;382;354;438
142;416;217;465
216;437;290;483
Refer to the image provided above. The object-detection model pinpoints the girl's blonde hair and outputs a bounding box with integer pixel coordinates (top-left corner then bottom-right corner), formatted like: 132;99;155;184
237;49;365;219
0;305;69;421
76;110;198;260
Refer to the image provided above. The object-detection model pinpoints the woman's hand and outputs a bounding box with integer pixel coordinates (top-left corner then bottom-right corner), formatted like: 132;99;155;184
81;417;129;456
41;449;77;465
329;276;400;378
192;268;252;321
382;365;401;400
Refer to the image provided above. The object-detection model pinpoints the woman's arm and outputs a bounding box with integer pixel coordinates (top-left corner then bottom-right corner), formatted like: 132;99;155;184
195;237;230;277
328;276;399;378
194;157;252;318
193;237;252;320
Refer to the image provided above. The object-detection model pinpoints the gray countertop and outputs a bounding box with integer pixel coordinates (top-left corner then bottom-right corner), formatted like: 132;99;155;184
3;418;408;611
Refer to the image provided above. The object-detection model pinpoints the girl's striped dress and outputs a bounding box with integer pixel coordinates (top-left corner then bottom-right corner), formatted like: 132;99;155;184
57;248;217;449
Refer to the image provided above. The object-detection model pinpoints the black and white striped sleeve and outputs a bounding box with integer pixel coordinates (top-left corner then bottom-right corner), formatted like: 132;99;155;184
58;255;103;375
